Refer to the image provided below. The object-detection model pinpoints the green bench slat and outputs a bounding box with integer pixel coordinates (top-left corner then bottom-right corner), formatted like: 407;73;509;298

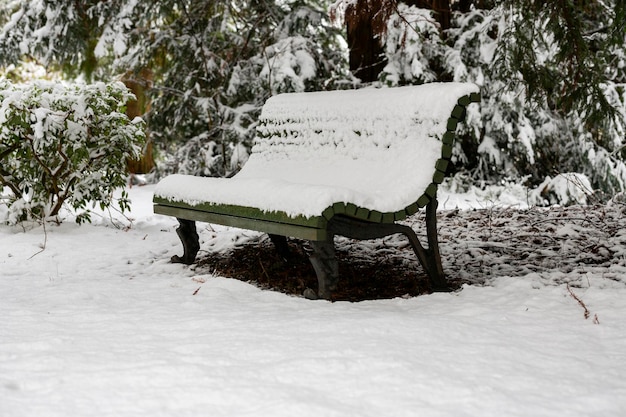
456;92;479;108
457;95;471;106
405;202;419;216
457;95;472;107
416;194;431;208
446;117;458;131
382;212;395;223
442;131;455;145
451;104;466;120
435;159;449;173
154;204;329;241
355;207;370;220
345;203;358;216
333;202;346;215
433;171;445;184
394;210;407;221
154;196;327;229
322;206;335;221
368;210;383;223
425;184;437;198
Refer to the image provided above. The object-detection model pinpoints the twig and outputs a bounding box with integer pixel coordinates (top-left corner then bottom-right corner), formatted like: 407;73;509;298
566;283;590;320
259;258;270;282
105;203;134;230
28;220;48;260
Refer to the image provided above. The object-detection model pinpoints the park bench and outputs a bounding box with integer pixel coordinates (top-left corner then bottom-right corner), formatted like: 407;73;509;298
153;83;480;299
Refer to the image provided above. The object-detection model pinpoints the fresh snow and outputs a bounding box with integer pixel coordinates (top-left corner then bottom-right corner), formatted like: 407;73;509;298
154;83;479;217
2;184;626;417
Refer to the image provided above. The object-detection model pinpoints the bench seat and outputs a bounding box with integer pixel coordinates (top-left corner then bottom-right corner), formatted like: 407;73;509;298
154;82;480;299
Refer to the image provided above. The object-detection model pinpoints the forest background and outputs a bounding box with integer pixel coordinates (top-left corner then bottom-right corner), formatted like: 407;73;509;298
1;0;625;206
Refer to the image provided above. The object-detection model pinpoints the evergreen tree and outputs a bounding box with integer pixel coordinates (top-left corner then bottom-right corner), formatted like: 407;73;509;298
484;0;626;197
333;0;626;200
0;0;351;177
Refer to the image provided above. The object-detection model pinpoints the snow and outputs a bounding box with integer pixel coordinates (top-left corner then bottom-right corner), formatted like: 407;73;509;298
532;173;594;206
155;83;479;217
259;36;321;95
2;184;626;416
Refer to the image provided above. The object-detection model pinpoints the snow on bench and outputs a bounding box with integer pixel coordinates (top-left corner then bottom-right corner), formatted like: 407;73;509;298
153;83;480;299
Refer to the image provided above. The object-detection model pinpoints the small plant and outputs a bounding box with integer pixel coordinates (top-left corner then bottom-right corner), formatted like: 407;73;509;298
0;80;145;224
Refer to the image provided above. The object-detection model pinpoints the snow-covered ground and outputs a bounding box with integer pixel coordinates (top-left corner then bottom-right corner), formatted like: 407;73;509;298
1;184;625;417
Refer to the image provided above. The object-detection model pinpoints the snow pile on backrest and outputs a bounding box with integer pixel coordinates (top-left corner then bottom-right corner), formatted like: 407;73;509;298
235;83;478;212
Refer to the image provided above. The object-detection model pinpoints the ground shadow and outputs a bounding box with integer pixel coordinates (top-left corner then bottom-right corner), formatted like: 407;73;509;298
196;237;462;302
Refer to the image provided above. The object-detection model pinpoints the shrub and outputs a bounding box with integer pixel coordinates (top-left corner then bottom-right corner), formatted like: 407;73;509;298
0;80;145;224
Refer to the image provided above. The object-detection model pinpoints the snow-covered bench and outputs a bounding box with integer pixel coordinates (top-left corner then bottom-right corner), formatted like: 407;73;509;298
153;83;480;299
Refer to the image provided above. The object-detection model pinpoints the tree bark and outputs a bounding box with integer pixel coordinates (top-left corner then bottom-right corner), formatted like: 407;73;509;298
124;69;154;175
404;0;451;30
345;0;389;83
345;0;452;82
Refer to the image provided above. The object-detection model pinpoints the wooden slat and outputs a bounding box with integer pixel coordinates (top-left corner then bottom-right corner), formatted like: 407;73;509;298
433;171;445;184
368;210;383;223
435;159;449;172
446;117;458;131
442;131;455;145
405;202;419;216
394;209;407;221
153;196;326;229
322;206;335;221
332;202;346;215
154;204;328;241
345;203;358;216
416;194;431;208
451;104;466;120
356;207;370;220
381;212;394;223
425;184;437;198
457;95;471;106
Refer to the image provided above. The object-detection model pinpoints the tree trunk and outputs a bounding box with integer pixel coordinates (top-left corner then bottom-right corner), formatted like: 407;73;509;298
345;0;452;83
345;0;389;83
124;69;154;175
404;0;451;30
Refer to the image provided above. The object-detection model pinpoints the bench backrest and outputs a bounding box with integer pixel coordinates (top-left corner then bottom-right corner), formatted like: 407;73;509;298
236;83;480;215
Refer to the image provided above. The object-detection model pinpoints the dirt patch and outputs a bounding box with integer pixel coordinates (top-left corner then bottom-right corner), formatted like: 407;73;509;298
195;203;626;301
197;236;445;302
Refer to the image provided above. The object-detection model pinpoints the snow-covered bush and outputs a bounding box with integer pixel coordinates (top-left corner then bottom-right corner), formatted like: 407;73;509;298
0;1;351;179
121;2;349;178
0;80;145;224
529;173;594;206
379;4;442;86
439;5;626;200
160;135;251;179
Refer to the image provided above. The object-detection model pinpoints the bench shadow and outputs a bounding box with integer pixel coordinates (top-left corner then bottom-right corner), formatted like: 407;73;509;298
196;237;463;302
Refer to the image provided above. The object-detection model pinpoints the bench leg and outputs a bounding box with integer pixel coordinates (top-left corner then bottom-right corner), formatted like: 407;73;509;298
398;214;450;292
268;234;291;260
423;198;447;291
387;201;448;291
171;218;200;265
326;199;449;292
307;237;339;300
